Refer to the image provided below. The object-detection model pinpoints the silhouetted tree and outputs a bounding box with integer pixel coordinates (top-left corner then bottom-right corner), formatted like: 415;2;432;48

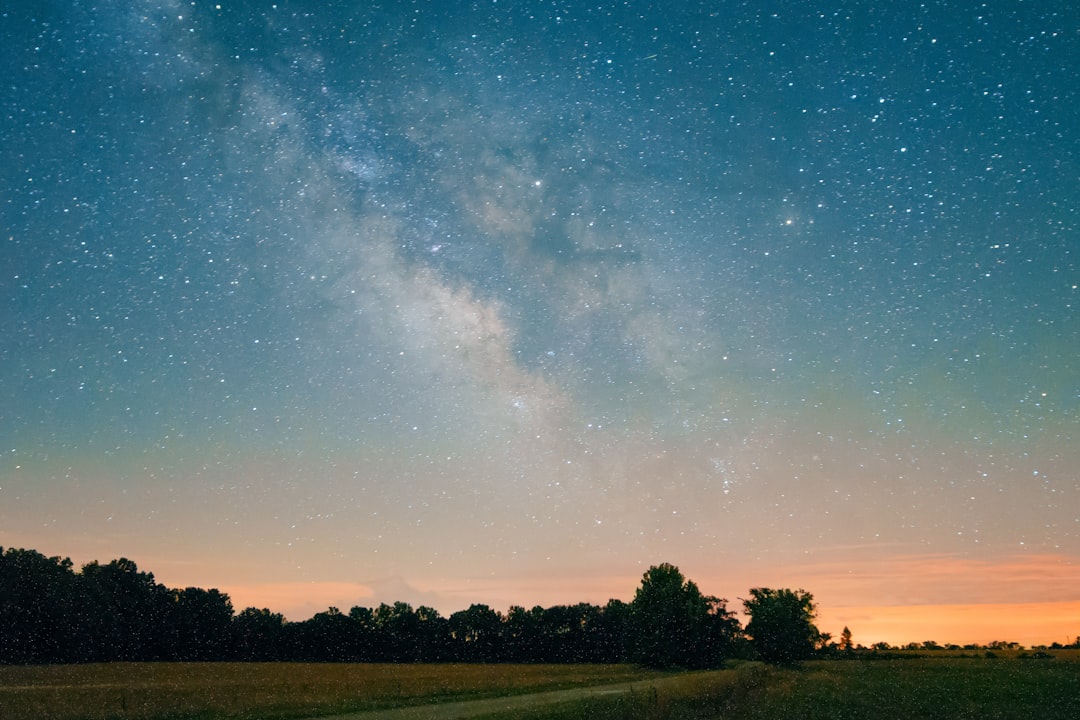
593;599;632;663
742;587;820;665
504;605;544;662
79;558;173;661
578;602;621;663
630;563;737;668
375;601;437;662
232;607;287;660
294;606;356;661
839;626;853;652
414;605;450;662
0;547;835;667
533;603;604;662
169;587;234;660
347;606;377;661
698;595;742;666
0;548;81;663
449;604;503;662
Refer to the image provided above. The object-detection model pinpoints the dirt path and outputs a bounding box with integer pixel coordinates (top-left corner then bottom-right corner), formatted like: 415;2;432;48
299;677;667;720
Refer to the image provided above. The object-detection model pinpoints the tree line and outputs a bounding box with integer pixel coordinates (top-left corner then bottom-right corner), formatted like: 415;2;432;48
1;546;823;667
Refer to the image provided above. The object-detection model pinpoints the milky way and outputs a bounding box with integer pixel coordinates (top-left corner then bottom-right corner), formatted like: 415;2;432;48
2;2;1077;643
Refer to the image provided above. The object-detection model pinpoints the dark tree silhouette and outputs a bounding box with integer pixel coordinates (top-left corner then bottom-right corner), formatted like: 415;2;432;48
504;605;544;662
347;606;377;661
169;587;234;660
630;563;737;668
0;546;775;666
0;548;80;663
294;606;357;661
742;587;820;665
593;598;632;663
232;607;287;660
449;604;503;661
534;603;599;663
79;558;173;661
413;605;451;662
375;602;437;662
839;625;853;651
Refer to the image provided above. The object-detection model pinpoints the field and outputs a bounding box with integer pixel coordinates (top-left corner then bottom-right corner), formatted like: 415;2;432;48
2;653;1078;720
721;656;1080;720
0;662;668;720
511;652;1080;720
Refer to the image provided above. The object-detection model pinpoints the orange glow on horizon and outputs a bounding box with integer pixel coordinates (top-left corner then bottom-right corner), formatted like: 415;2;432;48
30;540;1079;650
820;601;1080;649
214;578;1079;649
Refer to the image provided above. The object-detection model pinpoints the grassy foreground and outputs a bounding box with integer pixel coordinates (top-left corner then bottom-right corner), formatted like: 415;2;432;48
2;654;1078;720
0;662;668;720
501;653;1080;720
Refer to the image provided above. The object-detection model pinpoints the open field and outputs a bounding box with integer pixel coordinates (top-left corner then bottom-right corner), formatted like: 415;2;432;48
726;657;1080;720
503;653;1080;720
0;663;669;720
2;653;1078;720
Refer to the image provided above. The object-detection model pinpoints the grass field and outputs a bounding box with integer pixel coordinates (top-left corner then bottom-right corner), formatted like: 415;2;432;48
502;652;1080;720
0;662;668;720
2;653;1078;720
723;657;1080;720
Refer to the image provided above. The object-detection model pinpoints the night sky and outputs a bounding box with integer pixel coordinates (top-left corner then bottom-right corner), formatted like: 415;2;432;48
2;1;1078;646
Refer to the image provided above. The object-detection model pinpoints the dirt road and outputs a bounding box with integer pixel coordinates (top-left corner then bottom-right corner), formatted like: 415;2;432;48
299;677;662;720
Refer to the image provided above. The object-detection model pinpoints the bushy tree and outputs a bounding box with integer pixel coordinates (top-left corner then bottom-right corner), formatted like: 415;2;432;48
504;605;544;662
0;548;81;663
169;587;233;660
232;607;286;660
79;558;173;661
449;603;503;661
413;605;450;662
594;599;632;662
630;563;738;668
742;587;820;665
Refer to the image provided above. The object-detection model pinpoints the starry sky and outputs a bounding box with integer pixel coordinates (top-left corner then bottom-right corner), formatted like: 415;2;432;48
2;1;1078;646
